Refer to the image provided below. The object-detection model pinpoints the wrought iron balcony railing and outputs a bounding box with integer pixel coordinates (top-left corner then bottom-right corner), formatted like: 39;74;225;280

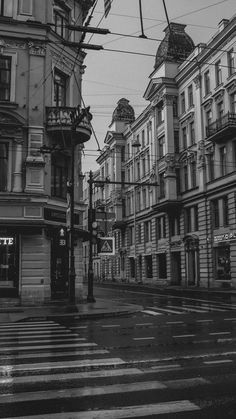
206;112;236;139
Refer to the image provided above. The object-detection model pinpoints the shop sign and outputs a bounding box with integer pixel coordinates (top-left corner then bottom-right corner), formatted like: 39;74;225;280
44;208;80;225
214;232;236;243
0;237;14;246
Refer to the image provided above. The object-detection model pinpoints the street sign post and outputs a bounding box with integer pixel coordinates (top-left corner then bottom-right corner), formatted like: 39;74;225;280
98;237;115;256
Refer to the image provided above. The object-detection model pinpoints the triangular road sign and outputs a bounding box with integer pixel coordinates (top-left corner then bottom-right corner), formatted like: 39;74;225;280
98;237;115;255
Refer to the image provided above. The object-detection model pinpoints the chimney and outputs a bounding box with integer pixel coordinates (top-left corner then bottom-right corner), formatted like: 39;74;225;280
218;19;229;32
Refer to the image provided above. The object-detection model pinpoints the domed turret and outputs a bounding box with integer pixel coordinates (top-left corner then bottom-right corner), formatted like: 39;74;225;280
111;98;135;125
154;23;194;70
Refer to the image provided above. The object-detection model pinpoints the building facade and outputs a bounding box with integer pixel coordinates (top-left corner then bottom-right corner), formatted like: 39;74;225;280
91;17;236;289
0;0;94;304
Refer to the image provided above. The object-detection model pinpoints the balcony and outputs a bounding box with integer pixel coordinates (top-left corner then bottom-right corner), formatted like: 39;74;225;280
46;107;92;145
206;112;236;142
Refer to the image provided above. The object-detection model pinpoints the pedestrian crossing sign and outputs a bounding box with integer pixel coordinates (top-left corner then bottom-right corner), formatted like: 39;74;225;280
98;237;115;255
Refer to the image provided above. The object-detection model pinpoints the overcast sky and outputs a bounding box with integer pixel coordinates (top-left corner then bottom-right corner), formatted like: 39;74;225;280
81;0;235;173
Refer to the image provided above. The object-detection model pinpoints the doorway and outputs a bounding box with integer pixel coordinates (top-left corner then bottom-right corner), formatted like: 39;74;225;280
51;243;69;299
0;235;19;297
171;252;181;285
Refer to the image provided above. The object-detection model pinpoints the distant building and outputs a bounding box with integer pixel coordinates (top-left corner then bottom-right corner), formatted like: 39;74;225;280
90;17;236;289
0;0;95;303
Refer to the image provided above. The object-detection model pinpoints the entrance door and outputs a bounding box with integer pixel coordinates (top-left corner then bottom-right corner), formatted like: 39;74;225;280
51;243;69;299
171;252;181;285
0;235;19;297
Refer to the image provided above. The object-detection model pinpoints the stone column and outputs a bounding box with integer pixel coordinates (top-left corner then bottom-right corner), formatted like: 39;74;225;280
12;137;23;192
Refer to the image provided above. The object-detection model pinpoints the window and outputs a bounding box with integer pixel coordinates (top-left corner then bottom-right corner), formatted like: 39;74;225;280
206;109;212;126
159;172;165;198
182;127;187;149
156;216;166;239
137;224;142;244
147;121;151;144
157;105;164;125
173;97;178;117
0;57;11;101
183;164;188;191
19;0;32;15
215;60;222;86
217;101;224;120
158;136;165;158
51;154;69;199
190;121;195;144
228;49;235;77
188;84;193;107
141;130;145;148
0;143;8;191
136;161;140;180
190;160;197;188
207;153;215;181
220;146;227;176
170;215;180;236
54;69;67;107
144;220;151;242
204;70;210;95
212;199;219;228
180;92;185;114
121;146;125;162
53;1;69;38
143;188;146;209
142;157;146;177
128;226;134;245
0;0;13;16
136;190;141;212
174;131;179;153
185;205;198;233
212;196;229;228
223;196;229;226
230;92;236;113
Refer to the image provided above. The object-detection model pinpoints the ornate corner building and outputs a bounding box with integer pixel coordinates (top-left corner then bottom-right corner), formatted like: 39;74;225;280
89;17;236;289
0;0;95;303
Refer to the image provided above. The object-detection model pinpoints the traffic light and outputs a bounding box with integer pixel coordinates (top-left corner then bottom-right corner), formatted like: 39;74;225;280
57;226;67;247
91;221;98;244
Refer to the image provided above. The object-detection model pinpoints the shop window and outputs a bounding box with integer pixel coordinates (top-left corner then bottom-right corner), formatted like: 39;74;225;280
0;235;18;288
215;246;231;281
0;56;11;101
158;253;167;278
145;255;153;278
51;153;69;199
53;0;70;38
0;0;13;16
54;69;68;107
0;142;8;192
18;0;32;15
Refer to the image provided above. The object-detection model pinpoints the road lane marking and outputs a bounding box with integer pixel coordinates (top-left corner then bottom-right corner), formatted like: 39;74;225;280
224;317;236;321
0;380;167;403
196;319;213;323
0;368;143;385
133;336;155;340
146;306;182;314
3;401;200;418
142;310;163;316
102;324;121;328
173;334;195;338
166;321;184;324
165;377;209;388
135;323;153;326
0;337;86;347
0;333;79;341
0;358;126;373
0;349;109;361
0;342;97;352
204;359;233;364
209;332;231;336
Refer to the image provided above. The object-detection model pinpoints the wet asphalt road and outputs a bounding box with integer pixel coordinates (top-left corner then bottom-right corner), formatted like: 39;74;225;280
1;287;236;417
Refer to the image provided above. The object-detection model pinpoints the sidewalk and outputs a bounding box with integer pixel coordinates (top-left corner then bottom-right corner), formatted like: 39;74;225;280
0;297;143;324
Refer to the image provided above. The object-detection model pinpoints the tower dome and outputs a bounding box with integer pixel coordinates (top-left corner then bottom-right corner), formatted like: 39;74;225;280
154;23;194;70
111;98;135;125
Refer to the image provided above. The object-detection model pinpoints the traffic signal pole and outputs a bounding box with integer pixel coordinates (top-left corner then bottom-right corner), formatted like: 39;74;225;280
87;170;96;303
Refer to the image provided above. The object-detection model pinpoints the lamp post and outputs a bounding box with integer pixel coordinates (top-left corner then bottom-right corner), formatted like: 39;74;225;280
67;106;92;308
132;138;141;282
87;170;96;303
